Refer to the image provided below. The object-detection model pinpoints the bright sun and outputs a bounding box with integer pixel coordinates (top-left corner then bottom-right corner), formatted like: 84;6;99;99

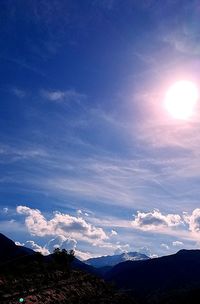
164;80;199;120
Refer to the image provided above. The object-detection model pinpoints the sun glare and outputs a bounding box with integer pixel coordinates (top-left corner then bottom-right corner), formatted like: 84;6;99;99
164;80;199;120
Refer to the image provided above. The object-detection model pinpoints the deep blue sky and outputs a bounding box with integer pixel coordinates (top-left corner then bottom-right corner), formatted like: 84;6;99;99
1;0;200;259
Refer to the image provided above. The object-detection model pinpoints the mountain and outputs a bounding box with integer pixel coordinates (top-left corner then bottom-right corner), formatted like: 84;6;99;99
0;233;98;275
0;233;136;304
3;233;200;303
0;233;34;264
105;249;200;303
85;251;149;268
71;256;98;275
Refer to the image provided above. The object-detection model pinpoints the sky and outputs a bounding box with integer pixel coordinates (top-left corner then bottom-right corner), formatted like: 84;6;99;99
1;0;200;259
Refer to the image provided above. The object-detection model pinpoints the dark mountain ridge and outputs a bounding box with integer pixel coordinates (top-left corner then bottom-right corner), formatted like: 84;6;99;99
0;233;34;264
105;249;200;303
2;233;200;303
0;233;136;303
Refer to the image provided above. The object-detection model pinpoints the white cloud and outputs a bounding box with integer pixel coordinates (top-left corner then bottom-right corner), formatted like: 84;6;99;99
16;205;108;244
0;144;47;163
77;210;89;217
16;234;97;260
15;239;49;255
163;25;200;56
184;208;200;233
15;241;25;246
132;209;182;231
161;243;169;250
151;254;159;258
138;247;158;258
110;229;117;236
2;207;8;214
41;89;86;102
172;241;183;247
25;240;50;255
75;249;93;261
77;209;82;215
46;235;77;253
114;243;130;255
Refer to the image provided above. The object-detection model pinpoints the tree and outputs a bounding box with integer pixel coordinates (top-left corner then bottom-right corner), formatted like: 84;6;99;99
52;248;75;273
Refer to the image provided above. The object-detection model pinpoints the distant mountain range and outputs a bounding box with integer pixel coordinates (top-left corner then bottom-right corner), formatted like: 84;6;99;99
85;251;149;267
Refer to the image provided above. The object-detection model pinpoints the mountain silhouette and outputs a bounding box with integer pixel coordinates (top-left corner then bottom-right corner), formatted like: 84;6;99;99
2;232;200;303
0;233;34;264
0;233;136;304
105;249;200;303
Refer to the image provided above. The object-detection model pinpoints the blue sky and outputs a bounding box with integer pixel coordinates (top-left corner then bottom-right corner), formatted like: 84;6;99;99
1;0;200;259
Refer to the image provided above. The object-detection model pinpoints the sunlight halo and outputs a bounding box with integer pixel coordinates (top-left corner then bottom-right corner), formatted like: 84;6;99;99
164;80;198;120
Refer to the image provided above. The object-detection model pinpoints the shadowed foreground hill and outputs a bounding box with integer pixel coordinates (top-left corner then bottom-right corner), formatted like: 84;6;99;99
0;234;136;304
0;267;136;304
105;249;200;303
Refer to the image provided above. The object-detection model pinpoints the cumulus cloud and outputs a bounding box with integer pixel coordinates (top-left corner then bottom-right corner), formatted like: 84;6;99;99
41;89;86;103
16;205;108;244
184;208;200;233
25;240;50;255
15;240;49;255
46;235;77;253
172;241;183;247
132;209;182;231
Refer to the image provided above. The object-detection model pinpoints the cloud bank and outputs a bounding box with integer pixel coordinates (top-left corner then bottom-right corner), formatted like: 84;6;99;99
132;209;182;231
17;205;108;244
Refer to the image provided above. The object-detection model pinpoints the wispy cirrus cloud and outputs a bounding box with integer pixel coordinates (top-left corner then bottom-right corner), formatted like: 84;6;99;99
0;144;47;163
11;87;26;98
40;89;86;103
